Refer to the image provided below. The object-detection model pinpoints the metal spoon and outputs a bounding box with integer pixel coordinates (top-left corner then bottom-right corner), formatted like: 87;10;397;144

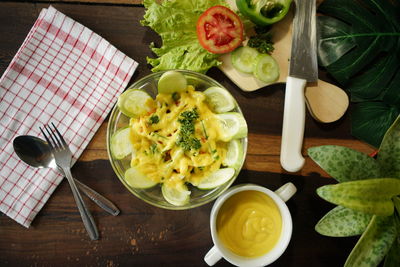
13;135;120;216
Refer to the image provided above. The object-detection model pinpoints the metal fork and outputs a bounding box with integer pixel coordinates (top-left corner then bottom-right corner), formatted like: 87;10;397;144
40;123;99;240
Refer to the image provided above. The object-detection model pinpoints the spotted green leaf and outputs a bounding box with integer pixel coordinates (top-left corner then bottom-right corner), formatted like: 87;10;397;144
345;215;397;267
315;206;372;237
377;116;400;178
308;146;381;183
384;235;400;267
317;178;400;216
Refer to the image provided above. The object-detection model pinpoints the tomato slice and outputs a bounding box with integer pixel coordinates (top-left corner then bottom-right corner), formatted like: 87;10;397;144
197;5;243;54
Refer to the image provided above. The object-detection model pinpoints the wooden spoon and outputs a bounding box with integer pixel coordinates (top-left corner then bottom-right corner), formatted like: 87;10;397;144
219;2;349;123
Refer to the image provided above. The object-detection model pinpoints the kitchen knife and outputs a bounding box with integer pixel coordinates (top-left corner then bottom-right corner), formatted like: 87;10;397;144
280;0;318;172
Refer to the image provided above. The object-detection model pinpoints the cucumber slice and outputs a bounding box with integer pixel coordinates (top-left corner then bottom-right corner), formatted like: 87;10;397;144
253;54;279;83
117;89;154;118
216;112;248;142
231;46;260;74
124;167;157;189
158;70;187;94
161;183;191;206
110;127;133;159
197;168;235;190
222;139;244;169
204;86;236;113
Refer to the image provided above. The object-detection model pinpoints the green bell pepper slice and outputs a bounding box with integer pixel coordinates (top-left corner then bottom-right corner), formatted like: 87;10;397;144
236;0;292;26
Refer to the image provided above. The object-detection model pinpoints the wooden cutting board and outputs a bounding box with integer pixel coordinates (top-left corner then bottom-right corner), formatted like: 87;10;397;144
219;1;349;123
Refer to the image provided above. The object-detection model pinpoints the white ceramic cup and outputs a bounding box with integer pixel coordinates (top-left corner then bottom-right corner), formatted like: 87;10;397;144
204;182;297;267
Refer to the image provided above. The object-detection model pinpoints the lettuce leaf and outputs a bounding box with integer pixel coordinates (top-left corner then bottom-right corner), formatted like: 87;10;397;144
141;0;227;73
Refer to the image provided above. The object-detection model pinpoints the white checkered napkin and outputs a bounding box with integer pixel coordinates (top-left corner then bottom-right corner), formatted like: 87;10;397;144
0;6;138;227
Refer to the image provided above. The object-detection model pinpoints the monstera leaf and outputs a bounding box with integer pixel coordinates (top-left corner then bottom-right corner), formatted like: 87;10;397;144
317;0;400;148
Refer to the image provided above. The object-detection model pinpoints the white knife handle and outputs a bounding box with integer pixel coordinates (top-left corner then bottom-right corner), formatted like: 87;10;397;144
280;76;306;172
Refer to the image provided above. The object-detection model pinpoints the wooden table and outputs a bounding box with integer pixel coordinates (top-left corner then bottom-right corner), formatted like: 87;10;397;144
0;1;375;266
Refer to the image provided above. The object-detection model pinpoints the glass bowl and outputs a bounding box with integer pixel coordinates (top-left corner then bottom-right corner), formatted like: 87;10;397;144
106;70;248;210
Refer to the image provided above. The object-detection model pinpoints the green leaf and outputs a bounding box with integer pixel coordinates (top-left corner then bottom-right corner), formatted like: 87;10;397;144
308;146;381;182
315;206;372;237
147;46;220;74
384;236;400;267
317;178;400;216
377;115;400;178
394;197;400;215
317;0;400;85
351;102;399;148
317;16;356;67
317;0;400;148
345;215;397;267
348;55;399;102
382;70;400;107
141;0;226;73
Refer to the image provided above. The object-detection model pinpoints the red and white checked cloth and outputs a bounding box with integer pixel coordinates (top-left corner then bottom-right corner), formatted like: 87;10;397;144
0;6;138;227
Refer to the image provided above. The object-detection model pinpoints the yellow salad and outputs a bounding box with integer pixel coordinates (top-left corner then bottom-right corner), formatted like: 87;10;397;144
129;85;226;188
111;71;247;206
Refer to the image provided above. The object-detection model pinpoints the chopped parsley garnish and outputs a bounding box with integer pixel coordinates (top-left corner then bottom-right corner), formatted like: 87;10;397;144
150;143;158;154
172;92;180;102
211;148;219;160
149;114;159;124
201;120;208;140
248;26;275;54
177;136;201;151
179;108;199;123
151;132;167;139
177;108;201;151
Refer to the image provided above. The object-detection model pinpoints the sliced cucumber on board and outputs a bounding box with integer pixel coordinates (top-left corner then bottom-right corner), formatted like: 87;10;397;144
231;46;260;73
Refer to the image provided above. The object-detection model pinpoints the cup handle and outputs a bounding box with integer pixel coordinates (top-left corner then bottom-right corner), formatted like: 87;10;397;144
275;182;297;202
204;245;222;266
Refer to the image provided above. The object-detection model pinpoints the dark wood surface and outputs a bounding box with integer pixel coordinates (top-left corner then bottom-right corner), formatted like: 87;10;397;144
0;1;374;266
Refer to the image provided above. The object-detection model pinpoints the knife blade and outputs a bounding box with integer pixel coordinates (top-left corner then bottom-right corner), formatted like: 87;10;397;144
280;0;317;172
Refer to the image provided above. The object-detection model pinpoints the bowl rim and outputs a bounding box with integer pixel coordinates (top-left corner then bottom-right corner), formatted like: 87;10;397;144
106;70;248;210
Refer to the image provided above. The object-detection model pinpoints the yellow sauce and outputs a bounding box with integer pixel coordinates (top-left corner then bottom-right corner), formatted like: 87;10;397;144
216;190;282;258
128;85;227;189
